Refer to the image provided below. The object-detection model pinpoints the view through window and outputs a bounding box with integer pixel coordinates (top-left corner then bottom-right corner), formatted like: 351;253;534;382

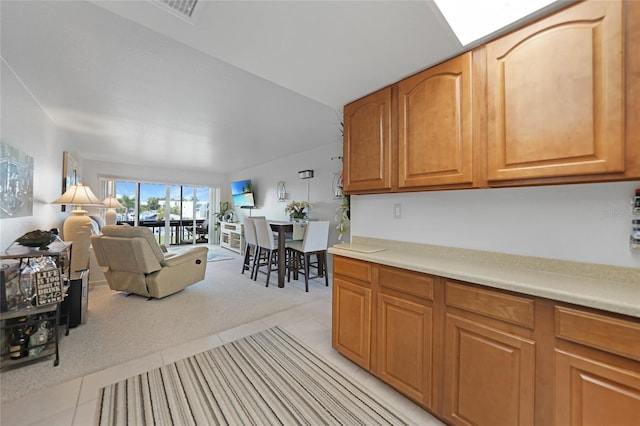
108;180;216;245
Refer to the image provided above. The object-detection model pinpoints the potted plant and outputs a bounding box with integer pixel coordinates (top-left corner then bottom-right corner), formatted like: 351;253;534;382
211;202;230;243
285;200;310;221
213;202;230;226
334;116;350;240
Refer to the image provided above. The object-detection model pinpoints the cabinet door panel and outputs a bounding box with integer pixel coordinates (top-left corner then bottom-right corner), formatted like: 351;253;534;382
398;52;473;188
332;277;372;369
444;314;535;426
555;350;640;426
377;293;433;407
486;0;624;181
343;87;393;192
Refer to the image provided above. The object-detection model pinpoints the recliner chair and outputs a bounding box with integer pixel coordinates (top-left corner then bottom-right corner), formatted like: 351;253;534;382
91;225;208;298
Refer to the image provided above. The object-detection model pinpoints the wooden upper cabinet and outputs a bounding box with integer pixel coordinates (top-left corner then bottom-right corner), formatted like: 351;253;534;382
343;87;393;193
485;0;625;182
398;52;474;188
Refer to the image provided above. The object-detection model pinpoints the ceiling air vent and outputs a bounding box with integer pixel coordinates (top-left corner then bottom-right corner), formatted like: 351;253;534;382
156;0;199;19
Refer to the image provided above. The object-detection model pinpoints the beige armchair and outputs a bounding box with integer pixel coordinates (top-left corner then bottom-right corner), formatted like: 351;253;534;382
90;225;208;298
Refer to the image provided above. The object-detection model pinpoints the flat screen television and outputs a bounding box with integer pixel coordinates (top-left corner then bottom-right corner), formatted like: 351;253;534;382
230;179;256;208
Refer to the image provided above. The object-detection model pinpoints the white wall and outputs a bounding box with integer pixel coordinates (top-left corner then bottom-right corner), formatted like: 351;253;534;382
229;142;347;246
0;61;76;249
351;180;640;268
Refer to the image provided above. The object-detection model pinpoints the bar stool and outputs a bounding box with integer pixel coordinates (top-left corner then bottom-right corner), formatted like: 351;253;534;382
252;217;280;287
241;216;263;279
287;221;330;292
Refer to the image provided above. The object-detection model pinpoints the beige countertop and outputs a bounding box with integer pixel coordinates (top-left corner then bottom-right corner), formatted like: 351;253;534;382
328;237;640;319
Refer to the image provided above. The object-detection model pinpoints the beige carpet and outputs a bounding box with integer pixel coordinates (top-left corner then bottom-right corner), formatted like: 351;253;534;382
96;327;410;425
1;250;329;403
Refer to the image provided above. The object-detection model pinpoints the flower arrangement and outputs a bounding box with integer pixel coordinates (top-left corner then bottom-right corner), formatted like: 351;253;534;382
285;200;310;220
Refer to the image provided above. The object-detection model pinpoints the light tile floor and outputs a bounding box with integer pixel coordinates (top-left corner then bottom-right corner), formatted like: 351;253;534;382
1;287;445;426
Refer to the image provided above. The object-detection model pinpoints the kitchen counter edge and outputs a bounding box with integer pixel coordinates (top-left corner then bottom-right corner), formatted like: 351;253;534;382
328;239;640;319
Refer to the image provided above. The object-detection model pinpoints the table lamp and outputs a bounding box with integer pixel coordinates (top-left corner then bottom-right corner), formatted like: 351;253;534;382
52;183;104;279
102;196;124;226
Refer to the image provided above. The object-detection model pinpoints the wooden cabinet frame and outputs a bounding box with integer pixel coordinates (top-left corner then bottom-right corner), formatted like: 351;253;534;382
331;255;640;426
398;52;475;189
341;0;640;194
343;87;395;193
485;0;625;182
442;314;536;426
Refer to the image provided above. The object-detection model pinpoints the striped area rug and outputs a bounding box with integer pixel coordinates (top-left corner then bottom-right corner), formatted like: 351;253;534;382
96;327;411;425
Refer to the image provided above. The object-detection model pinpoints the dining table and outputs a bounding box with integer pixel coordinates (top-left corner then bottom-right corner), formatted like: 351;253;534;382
268;221;294;288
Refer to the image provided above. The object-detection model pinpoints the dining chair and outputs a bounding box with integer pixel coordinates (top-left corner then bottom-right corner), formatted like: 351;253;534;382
241;216;263;279
252;217;280;287
287;220;330;292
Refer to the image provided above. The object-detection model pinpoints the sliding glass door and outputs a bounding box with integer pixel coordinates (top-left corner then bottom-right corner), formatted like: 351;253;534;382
170;185;210;244
113;181;136;222
109;180;216;245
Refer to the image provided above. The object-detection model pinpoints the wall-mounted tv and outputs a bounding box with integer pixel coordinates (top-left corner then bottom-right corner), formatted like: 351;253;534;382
230;179;256;208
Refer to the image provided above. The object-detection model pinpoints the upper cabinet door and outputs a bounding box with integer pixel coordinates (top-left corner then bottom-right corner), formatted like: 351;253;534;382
343;87;393;193
486;0;624;182
398;52;474;188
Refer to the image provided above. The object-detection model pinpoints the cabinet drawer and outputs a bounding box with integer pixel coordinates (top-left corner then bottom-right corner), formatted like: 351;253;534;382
555;306;640;361
334;256;372;283
379;266;434;301
445;281;535;329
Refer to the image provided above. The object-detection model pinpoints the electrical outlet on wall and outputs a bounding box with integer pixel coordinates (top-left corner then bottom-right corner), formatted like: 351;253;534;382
393;203;402;220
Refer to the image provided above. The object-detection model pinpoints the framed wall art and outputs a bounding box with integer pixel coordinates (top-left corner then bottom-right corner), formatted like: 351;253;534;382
0;143;34;219
61;151;81;212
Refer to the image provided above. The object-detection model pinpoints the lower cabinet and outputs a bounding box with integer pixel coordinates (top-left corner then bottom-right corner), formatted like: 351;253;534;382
554;351;640;425
220;222;244;254
331;255;640;426
377;266;435;408
442;280;536;426
332;277;372;370
332;257;373;370
554;306;640;425
443;314;536;426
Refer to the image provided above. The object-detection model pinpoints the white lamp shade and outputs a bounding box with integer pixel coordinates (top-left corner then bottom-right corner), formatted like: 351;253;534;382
102;196;124;209
52;183;104;209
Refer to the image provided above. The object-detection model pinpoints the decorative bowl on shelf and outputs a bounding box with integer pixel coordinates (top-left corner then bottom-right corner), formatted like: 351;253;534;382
15;230;57;250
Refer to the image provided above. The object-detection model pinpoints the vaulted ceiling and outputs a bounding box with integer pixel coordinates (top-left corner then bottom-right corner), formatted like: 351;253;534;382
0;0;563;174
